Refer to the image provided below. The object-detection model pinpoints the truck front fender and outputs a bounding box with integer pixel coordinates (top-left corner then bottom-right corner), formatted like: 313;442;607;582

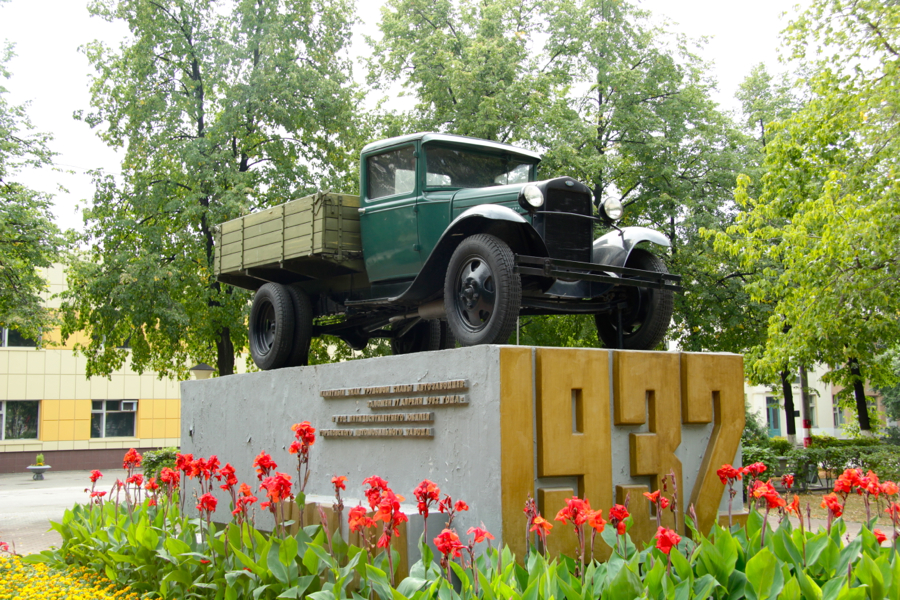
592;226;671;268
402;205;549;303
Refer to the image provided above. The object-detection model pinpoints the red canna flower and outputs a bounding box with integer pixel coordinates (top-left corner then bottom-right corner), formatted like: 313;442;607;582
660;497;670;509
291;421;316;447
331;475;347;492
821;493;843;518
454;500;469;513
126;473;144;487
160;467;180;488
144;477;159;492
717;464;742;484
348;505;376;533
259;472;293;504
834;469;863;496
781;474;794;490
751;481;786;509
744;462;767;477
90;491;107;499
874;529;888;544
586;509;606;533
196;492;217;514
555;496;591;529
885;502;900;519
655;526;681;555
609;504;629;522
219;463;237;491
89;470;103;483
253;452;277;480
787;494;801;517
467;526;494;544
434;529;465;558
122;448;142;469
363;475;390;509
860;471;880;497
882;481;899;496
414;479;441;518
175;453;193;473
147;497;157;507
530;515;553;534
643;490;661;503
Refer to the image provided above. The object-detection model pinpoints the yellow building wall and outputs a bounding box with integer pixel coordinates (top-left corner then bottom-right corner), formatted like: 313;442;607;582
0;347;182;454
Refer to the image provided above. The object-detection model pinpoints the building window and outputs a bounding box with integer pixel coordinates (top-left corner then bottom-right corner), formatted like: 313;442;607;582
0;327;36;347
765;396;781;436
0;400;40;439
91;400;138;438
833;395;845;427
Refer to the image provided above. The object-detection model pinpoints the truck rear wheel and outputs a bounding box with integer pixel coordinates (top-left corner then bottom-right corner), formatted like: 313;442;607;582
391;320;454;355
284;285;313;367
444;234;521;347
249;283;296;370
595;249;673;350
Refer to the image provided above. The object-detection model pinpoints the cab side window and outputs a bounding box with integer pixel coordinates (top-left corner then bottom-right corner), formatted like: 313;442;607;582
367;146;416;200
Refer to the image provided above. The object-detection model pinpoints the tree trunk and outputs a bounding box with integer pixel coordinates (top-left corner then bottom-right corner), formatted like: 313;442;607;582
799;366;814;445
217;326;235;376
848;357;871;432
780;370;796;443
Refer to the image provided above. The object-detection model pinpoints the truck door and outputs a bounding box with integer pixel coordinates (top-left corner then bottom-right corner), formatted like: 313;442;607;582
359;144;423;283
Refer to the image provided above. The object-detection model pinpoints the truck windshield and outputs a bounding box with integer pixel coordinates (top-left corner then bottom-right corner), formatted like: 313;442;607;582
424;146;535;189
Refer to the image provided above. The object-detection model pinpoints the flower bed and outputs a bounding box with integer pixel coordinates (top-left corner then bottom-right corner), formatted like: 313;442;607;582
12;423;900;599
0;554;139;599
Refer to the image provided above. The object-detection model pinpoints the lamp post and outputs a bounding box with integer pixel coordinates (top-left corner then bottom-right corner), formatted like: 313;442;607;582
189;363;215;380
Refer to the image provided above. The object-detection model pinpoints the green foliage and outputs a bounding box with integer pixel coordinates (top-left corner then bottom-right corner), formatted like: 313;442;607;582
0;37;64;341
59;0;361;378
743;400;769;446
786;444;900;488
808;435;881;449
142;447;179;479
708;1;900;399
742;445;779;475
32;485;900;600
768;438;794;456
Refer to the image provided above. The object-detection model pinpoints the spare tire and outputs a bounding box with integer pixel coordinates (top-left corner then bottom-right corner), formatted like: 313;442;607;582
249;283;295;370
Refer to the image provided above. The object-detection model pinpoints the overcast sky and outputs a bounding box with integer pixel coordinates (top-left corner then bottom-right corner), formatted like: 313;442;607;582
0;0;807;233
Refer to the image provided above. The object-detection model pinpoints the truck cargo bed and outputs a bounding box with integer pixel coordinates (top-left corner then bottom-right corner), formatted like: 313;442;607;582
214;192;364;291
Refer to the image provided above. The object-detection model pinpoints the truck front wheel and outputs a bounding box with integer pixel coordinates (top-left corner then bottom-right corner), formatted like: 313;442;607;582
444;234;521;346
249;283;296;370
595;249;674;350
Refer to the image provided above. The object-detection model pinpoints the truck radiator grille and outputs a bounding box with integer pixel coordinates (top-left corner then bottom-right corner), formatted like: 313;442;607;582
543;188;593;263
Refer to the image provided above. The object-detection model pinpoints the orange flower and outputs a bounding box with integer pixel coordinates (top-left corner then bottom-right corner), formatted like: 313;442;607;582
643;490;661;503
348;505;376;532
874;529;888;544
454;500;469;513
787;494;801;517
744;462;767;477
467;526;494;544
655;526;681;555
253;451;277;480
751;481;786;509
555;496;590;527
885;502;900;519
291;421;316;448
331;475;347;492
586;509;606;533
530;515;553;534
821;493;843;518
123;448;143;469
881;481;899;496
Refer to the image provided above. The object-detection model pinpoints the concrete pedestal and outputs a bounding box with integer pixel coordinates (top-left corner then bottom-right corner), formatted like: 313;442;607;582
180;346;744;565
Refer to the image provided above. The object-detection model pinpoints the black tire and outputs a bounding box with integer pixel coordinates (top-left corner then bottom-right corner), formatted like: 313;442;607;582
249;283;296;370
444;234;521;346
595;249;674;350
284;285;313;367
390;320;454;355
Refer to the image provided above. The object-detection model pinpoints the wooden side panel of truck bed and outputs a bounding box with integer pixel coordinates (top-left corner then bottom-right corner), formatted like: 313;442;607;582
214;192;364;289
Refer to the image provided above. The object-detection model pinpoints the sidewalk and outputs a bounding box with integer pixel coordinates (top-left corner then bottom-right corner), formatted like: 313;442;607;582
0;468;129;556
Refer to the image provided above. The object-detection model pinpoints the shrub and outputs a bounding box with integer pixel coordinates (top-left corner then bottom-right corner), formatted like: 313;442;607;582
141;446;178;479
741;445;780;476
808;434;880;449
768;437;793;456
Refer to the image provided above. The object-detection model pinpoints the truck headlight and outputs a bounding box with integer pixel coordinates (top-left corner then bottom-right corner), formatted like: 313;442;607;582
600;197;623;221
519;184;544;210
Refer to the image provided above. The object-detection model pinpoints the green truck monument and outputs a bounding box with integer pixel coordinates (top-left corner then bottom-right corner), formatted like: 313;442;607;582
214;133;681;370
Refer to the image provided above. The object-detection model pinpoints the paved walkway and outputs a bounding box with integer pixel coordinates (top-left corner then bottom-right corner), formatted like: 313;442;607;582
0;468;129;556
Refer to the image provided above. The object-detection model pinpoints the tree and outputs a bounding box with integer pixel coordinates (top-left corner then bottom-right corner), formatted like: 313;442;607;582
60;0;360;379
0;33;63;342
367;0;557;143
711;0;900;432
